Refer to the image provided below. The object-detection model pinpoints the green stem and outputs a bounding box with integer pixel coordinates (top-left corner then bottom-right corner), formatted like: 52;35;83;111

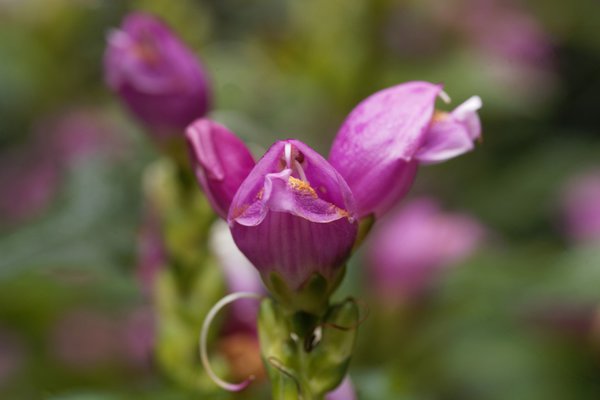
259;298;359;400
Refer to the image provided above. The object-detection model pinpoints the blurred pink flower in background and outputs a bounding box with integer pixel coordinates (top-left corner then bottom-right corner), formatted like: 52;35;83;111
136;205;167;299
458;0;553;67
0;149;60;225
433;0;555;94
51;308;154;371
0;327;25;387
367;198;485;302
52;310;120;368
121;307;155;369
562;170;600;244
0;109;124;227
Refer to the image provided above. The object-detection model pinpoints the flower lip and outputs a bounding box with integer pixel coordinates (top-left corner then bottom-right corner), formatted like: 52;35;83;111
228;140;357;228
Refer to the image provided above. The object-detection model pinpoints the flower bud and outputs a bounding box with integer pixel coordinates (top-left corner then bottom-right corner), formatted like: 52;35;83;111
367;198;484;302
329;81;482;218
229;140;358;312
186;119;255;219
104;12;211;136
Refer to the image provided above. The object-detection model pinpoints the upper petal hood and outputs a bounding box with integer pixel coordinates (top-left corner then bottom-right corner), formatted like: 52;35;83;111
329;81;442;217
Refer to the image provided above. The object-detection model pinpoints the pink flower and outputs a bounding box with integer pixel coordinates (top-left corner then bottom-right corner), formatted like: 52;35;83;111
329;81;481;218
105;13;211;136
367;198;485;301
187;81;482;306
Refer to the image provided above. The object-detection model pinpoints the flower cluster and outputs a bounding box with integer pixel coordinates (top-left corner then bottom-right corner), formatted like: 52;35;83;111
186;82;482;311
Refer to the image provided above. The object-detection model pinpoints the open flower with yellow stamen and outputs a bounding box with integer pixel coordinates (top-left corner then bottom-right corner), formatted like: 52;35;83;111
228;140;358;312
186;80;483;397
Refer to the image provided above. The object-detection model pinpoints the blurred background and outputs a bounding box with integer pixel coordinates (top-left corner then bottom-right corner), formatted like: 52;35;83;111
1;0;599;399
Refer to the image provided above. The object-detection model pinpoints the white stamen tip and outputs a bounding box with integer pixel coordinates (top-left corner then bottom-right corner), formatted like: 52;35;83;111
312;326;323;347
439;90;452;104
294;160;308;183
284;143;292;168
199;292;263;392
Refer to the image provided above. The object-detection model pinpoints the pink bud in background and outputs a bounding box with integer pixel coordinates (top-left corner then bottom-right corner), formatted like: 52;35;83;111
0;151;59;226
562;170;600;244
186;119;256;219
0;327;25;387
329;81;482;218
104;12;211;136
229;140;358;294
51;311;120;368
367;198;485;301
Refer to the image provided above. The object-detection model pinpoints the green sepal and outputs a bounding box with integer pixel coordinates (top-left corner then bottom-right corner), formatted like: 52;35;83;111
258;298;359;400
353;214;375;251
308;298;359;395
265;266;346;316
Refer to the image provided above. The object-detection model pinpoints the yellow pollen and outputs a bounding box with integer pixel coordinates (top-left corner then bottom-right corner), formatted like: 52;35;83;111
432;110;449;123
328;204;351;220
288;176;317;198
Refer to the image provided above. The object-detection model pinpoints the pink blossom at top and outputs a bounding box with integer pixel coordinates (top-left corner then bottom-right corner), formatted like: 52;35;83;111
367;198;485;301
105;12;211;136
562;170;600;244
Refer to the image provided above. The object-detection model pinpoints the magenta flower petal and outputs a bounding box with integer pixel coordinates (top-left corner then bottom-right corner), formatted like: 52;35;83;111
104;12;211;135
329;81;442;218
229;140;357;291
416;96;482;164
186;119;255;219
